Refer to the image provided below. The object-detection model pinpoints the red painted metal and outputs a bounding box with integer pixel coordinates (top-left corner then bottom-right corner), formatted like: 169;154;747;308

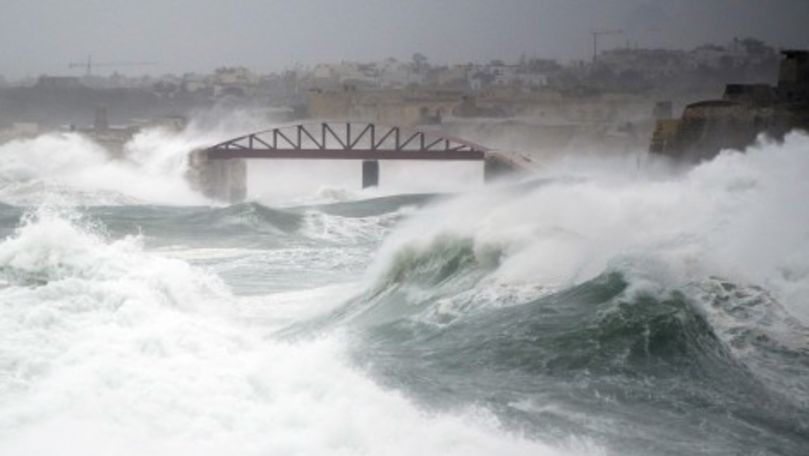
205;122;488;161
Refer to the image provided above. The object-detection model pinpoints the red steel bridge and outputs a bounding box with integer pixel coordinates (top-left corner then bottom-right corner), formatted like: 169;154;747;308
206;122;488;159
191;121;521;201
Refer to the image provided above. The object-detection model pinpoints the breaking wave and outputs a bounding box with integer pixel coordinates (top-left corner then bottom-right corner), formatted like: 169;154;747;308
285;132;809;454
2;123;809;455
0;206;596;456
0;132;204;205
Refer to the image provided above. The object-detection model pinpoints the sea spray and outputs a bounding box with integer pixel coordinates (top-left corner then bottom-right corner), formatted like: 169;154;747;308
316;134;809;455
0;206;595;456
1;121;808;455
367;132;809;321
0;109;289;206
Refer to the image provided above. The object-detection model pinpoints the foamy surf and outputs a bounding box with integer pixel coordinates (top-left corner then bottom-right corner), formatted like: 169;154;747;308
0;128;807;455
0;207;598;456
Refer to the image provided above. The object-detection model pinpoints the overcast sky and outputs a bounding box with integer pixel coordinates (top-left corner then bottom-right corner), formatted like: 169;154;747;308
1;0;808;78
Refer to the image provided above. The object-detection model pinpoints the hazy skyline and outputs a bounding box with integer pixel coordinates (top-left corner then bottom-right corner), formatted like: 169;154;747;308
1;0;808;78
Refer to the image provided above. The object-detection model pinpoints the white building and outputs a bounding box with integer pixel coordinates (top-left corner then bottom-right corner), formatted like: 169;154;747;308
377;59;422;87
468;64;548;90
212;67;260;86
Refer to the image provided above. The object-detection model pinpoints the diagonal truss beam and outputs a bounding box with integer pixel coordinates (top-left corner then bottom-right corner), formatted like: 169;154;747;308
206;122;488;161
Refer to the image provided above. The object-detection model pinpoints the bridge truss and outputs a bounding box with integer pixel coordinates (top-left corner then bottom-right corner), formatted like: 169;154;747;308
205;122;488;161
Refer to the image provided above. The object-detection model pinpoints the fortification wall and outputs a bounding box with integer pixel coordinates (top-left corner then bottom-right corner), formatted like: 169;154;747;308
650;50;809;162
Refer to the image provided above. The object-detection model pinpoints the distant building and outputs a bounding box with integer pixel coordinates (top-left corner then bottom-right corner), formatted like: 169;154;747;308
687;39;776;70
598;48;688;78
311;62;379;88
181;73;210;94
35;75;82;89
689;44;735;69
778;49;809;102
307;86;461;126
377;59;421;88
468;64;548;91
431;65;468;88
213;67;259;86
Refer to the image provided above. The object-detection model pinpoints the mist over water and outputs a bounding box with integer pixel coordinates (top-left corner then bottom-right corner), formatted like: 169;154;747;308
374;133;809;319
0;110;286;206
0;131;198;206
0;126;807;455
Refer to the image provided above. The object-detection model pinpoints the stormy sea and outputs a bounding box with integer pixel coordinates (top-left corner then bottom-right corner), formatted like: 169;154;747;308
0;125;808;456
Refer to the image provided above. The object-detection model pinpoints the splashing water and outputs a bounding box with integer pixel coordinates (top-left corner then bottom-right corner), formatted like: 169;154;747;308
0;124;807;455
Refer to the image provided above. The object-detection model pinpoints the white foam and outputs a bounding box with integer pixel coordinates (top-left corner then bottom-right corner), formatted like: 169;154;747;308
0;110;288;206
0;131;207;206
300;207;413;244
0;208;598;456
370;132;809;323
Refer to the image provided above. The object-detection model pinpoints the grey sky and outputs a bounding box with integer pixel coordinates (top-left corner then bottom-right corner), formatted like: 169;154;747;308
1;0;808;78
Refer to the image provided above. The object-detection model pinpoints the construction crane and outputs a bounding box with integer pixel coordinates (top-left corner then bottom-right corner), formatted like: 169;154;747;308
591;30;624;62
68;55;156;76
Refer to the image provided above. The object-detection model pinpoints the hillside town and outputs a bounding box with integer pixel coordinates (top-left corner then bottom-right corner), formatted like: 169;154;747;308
0;37;784;156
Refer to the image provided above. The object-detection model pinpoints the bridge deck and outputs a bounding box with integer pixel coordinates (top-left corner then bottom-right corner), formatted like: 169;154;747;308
207;148;485;161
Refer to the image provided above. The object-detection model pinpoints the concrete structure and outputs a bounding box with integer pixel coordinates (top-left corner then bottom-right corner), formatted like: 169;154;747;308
186;150;247;202
650;50;809;161
361;160;379;187
778;50;809;102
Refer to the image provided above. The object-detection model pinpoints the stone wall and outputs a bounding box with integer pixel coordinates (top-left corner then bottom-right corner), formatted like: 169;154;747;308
649;50;809;162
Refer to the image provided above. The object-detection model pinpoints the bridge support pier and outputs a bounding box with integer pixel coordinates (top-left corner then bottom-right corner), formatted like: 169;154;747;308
362;160;379;188
483;153;528;182
187;149;247;203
